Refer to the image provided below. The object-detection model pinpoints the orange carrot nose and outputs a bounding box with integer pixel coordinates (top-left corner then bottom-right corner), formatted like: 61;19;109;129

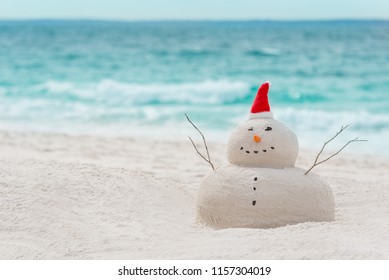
253;135;261;143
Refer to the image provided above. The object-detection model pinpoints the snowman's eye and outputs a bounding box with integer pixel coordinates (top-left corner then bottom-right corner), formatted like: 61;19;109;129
265;127;272;131
248;127;254;131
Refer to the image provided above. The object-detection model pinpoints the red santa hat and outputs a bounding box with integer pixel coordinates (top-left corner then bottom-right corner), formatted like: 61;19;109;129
249;81;273;119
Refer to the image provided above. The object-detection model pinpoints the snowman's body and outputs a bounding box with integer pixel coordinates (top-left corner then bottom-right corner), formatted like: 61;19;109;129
196;82;335;228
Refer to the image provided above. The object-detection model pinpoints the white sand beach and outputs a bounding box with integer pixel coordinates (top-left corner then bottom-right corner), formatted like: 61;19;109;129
0;130;388;259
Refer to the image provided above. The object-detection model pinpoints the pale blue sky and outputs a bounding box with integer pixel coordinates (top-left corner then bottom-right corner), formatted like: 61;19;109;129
1;0;388;20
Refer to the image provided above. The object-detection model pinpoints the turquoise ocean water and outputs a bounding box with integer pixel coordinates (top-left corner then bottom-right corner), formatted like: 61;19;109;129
0;20;388;155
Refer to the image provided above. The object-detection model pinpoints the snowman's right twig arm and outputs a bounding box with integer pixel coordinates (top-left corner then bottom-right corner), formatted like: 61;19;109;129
185;114;215;171
305;125;367;175
188;136;215;170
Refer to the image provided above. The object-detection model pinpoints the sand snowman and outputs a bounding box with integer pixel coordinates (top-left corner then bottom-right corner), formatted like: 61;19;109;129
196;82;335;228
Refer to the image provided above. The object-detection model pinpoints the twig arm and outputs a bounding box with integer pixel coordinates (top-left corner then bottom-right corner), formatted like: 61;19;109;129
188;137;215;170
310;125;350;169
314;138;367;166
305;126;367;175
185;114;215;171
185;114;212;164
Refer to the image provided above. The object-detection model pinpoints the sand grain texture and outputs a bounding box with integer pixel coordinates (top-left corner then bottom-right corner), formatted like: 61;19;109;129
0;131;388;259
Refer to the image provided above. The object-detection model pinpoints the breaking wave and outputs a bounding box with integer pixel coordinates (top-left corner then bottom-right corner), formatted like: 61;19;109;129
1;79;334;106
0;79;388;155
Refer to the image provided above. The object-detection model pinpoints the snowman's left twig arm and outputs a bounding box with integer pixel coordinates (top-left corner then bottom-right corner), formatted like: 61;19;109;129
185;114;215;171
305;126;367;175
310;125;349;170
314;138;367;165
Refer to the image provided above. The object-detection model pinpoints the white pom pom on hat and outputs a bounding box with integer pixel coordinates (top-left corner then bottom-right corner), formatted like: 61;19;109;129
249;81;273;119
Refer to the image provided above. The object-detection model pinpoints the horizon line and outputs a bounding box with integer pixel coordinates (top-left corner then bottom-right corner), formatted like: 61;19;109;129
0;18;389;23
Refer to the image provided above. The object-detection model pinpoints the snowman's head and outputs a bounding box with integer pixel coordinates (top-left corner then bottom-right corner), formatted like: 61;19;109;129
227;82;299;168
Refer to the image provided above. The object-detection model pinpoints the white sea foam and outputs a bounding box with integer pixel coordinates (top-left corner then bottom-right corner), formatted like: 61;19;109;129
1;79;387;155
37;79;250;105
246;47;282;56
273;108;388;155
42;81;74;93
